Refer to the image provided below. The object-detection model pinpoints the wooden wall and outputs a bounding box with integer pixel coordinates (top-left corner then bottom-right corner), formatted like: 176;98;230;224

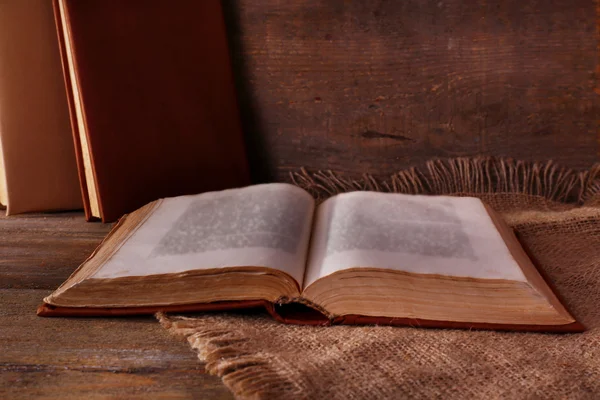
222;0;599;182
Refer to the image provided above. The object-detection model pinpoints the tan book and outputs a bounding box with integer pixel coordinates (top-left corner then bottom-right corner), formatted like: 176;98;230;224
0;0;82;214
38;184;583;333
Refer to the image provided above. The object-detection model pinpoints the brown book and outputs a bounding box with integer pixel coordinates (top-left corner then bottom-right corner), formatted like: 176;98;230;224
53;0;250;222
0;0;82;214
38;184;583;333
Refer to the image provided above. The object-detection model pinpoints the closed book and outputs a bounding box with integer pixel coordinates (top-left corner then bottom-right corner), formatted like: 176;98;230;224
0;0;82;214
53;0;250;223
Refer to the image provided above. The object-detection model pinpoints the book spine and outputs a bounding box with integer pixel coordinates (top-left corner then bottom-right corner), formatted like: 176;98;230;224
52;0;94;221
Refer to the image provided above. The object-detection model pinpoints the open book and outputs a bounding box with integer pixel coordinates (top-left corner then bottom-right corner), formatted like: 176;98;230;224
38;184;583;332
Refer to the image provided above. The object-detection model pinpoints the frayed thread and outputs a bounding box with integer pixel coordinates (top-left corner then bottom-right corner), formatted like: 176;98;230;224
157;312;302;399
580;164;600;203
290;157;599;204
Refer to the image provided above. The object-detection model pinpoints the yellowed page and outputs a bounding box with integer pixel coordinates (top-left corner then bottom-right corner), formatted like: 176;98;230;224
92;184;315;286
304;192;527;288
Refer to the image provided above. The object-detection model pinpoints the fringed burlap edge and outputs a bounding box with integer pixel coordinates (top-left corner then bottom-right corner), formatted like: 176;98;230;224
158;313;296;398
289;157;600;204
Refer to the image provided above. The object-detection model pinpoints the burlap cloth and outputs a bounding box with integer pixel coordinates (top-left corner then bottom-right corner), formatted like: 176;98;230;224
159;158;600;399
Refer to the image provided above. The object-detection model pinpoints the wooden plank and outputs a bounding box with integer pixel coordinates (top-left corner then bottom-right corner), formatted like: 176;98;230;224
0;370;230;399
0;212;111;290
224;0;600;181
0;289;232;399
0;213;231;398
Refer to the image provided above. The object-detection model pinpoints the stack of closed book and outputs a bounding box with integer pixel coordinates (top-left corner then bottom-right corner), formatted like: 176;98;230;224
0;0;249;221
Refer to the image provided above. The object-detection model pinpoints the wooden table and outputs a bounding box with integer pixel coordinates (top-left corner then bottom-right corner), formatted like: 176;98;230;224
0;212;232;398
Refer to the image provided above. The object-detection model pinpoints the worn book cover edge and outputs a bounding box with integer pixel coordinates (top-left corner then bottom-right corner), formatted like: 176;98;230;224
52;0;98;222
36;301;585;333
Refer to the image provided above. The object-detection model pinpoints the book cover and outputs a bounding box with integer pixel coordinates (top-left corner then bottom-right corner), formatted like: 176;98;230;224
0;0;81;214
54;0;250;222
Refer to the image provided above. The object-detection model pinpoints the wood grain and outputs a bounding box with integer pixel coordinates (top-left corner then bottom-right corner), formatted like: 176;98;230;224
0;213;231;398
0;290;231;399
224;0;600;181
0;212;112;290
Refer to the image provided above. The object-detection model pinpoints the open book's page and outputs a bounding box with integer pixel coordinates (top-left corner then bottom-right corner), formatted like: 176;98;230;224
304;192;527;288
92;184;314;285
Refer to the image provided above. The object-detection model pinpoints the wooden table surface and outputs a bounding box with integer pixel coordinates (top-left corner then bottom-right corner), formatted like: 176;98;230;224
0;212;232;399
